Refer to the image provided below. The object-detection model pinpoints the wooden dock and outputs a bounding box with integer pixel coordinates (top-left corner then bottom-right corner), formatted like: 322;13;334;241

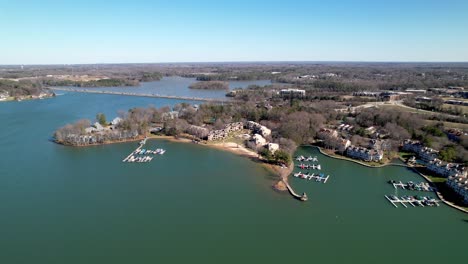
384;195;440;208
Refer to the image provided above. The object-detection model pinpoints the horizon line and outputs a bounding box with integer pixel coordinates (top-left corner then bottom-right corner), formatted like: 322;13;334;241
2;60;468;66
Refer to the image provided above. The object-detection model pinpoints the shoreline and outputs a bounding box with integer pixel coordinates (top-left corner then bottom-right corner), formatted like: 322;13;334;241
148;135;292;190
0;94;55;103
314;145;407;168
313;145;468;214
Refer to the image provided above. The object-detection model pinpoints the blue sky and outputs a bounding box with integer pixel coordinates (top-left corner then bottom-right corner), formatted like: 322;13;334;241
1;0;468;64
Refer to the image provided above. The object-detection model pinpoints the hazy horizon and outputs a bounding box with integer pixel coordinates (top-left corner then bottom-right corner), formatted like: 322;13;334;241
1;0;468;64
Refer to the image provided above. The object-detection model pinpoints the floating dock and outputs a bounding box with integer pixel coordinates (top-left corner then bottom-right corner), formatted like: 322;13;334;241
293;172;330;183
389;180;435;192
122;138;166;163
384;195;440;208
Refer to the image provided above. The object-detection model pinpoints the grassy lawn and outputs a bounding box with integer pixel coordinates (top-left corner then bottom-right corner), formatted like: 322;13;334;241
441;104;468;115
398;151;413;160
424;119;468;130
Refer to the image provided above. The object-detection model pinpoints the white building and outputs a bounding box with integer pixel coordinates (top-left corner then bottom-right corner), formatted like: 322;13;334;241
279;88;306;98
246;121;271;138
252;134;267;146
446;175;468;205
267;143;279;154
346;145;383;162
427;159;467;178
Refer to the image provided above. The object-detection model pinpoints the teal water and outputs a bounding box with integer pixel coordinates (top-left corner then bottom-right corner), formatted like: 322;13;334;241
69;76;272;99
0;94;467;263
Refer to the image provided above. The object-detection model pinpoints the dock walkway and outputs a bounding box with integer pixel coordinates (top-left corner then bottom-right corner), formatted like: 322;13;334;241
283;180;308;201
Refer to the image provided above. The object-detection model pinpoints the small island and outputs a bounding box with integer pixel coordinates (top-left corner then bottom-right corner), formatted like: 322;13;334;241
189;81;229;90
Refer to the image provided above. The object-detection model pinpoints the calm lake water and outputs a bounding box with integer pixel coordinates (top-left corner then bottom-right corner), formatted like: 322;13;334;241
0;93;467;263
73;76;272;99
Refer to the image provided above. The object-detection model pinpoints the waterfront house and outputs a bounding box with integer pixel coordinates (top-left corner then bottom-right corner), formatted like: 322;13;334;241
93;122;104;131
446;175;468;205
245;121;271;137
252;134;267;146
402;139;439;161
402;139;423;153
317;128;338;140
206;122;244;141
187;125;210;139
419;147;439;162
111;117;123;126
267;143;279;154
337;138;351;153
346;145;383;162
427;159;467;178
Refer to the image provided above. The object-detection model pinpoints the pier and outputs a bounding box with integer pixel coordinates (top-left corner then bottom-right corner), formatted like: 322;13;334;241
283;180;308;201
122;138;166;163
293;172;330;183
49;87;231;103
389;180;435;192
384;195;440;208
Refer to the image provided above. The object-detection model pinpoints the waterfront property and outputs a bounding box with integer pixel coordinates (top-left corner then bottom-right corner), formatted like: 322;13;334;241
245;121;271;138
427;159;467;178
346;145;383;162
206;122;243;141
446;175;468;205
402;139;466;178
402;139;439;162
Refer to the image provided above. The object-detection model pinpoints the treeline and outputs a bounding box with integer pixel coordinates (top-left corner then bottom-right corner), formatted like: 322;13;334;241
0;79;44;96
193;72;273;81
189;81;229;90
42;78;139;87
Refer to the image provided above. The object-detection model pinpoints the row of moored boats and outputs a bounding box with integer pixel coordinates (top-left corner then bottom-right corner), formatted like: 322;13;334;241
123;146;167;163
126;155;154;163
297;163;321;170
295;155;318;162
136;148;166;155
293;172;330;183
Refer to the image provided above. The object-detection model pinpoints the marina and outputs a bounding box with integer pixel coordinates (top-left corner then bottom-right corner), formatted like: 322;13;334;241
122;138;166;163
384;195;441;208
297;163;321;170
388;180;435;192
295;155;318;162
293;172;330;183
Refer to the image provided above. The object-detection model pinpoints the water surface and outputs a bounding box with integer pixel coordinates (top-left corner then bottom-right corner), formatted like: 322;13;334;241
0;95;467;263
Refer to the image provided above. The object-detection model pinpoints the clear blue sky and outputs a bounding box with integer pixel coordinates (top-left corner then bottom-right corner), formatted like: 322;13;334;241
1;0;468;64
